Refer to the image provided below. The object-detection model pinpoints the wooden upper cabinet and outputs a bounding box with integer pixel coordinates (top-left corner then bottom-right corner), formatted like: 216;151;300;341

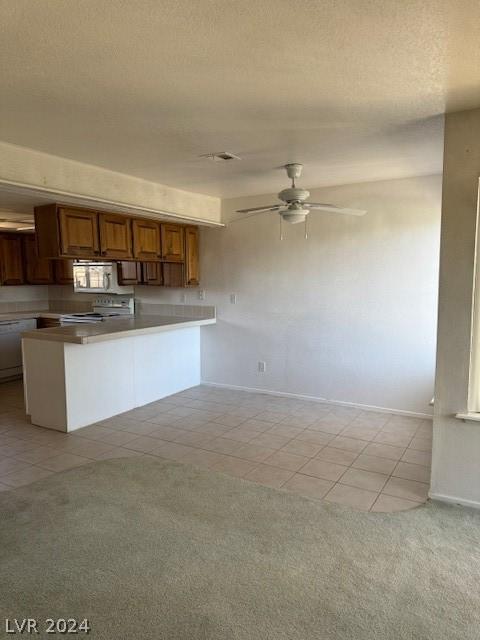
99;213;132;259
23;235;54;285
142;262;163;286
117;261;142;285
58;207;100;257
132;218;161;261
0;234;25;285
54;259;74;285
184;226;199;286
161;224;184;262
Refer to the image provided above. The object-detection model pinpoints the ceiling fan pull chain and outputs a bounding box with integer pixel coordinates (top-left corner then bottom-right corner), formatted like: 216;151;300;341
304;216;308;240
279;215;284;241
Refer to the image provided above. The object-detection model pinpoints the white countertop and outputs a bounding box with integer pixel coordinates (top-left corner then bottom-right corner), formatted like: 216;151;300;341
21;315;216;344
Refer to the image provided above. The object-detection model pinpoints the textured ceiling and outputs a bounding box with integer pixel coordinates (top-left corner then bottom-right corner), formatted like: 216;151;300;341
1;0;480;198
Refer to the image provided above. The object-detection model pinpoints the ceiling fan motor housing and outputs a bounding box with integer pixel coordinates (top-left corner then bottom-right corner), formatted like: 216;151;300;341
278;187;310;203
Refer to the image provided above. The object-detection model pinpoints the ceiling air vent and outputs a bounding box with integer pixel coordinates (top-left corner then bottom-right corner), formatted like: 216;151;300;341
200;151;241;162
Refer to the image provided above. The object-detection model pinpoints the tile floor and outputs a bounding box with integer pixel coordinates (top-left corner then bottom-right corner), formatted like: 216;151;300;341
0;380;432;512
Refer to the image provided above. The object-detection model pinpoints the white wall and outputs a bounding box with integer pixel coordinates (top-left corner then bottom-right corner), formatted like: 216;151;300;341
199;175;441;415
430;107;480;508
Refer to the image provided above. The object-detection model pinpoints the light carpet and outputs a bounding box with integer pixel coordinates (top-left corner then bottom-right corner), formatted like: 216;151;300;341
0;457;479;639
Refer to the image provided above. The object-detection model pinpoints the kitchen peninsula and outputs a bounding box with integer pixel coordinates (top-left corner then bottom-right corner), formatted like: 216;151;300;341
22;315;215;431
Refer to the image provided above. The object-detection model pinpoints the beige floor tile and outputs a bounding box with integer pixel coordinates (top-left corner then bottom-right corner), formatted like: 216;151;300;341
373;431;413;447
180;448;226;469
212;414;248;428
244;464;294;488
300;458;348;482
123;436;162;453
150;441;195;461
96;430;142;446
324;483;378;511
351;454;397;475
308;420;345;435
212;456;259;478
171;431;214;448
280;415;318;428
283;473;334;499
280;439;323;458
362;442;406;461
393;461;431;483
13;445;60;464
295;430;334;446
203;437;243;455
146;425;183;441
1;465;54;487
0;481;10;491
240;419;275;433
339;468;389;492
315;446;359;466
408;436;432;452
251;411;289;423
370;494;422;512
340;426;381;441
55;437;124;459
0;457;31;477
267;424;304;438
76;425;117;440
196;422;233;436
235;443;276;462
95;448;144;460
382;476;429;502
263;450;309;472
329;435;367;453
249;432;291;449
39;453;92;472
401;448;431;466
223;427;260;443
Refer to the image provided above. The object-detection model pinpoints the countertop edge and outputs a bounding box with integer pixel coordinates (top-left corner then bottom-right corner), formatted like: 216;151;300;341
21;317;216;344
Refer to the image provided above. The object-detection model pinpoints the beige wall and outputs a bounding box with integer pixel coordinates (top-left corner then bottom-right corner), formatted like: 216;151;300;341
198;175;441;415
431;107;480;507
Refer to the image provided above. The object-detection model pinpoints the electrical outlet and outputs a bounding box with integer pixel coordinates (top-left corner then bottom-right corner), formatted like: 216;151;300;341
180;293;186;303
198;289;205;300
230;293;237;304
258;361;266;373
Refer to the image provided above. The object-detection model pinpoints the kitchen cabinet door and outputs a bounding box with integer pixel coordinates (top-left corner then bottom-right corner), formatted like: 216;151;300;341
132;219;161;261
184;226;199;286
99;213;133;259
142;262;163;286
161;224;184;262
23;235;54;284
0;234;25;285
54;259;74;285
117;261;142;285
163;262;184;288
58;207;100;257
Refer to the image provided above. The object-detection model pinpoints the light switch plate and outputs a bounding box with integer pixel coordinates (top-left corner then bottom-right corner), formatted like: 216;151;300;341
198;290;205;300
230;294;237;304
258;361;266;373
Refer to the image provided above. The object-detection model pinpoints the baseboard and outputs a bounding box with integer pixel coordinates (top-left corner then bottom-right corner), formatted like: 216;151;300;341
429;491;480;510
201;380;433;419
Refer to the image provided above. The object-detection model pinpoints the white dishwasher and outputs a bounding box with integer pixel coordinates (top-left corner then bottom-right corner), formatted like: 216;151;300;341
0;318;37;381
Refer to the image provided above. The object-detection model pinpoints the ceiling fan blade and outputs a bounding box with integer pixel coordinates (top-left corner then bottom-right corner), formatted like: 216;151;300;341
229;208;279;223
235;205;280;214
305;203;367;216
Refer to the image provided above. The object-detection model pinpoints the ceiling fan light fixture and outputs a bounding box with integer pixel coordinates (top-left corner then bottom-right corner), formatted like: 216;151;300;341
281;209;308;224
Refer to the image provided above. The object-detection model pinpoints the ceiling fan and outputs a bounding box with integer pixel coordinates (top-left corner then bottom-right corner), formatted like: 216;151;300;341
235;164;366;232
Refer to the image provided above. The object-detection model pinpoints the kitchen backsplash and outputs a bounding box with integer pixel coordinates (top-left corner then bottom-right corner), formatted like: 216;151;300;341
47;284;215;318
0;286;49;314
